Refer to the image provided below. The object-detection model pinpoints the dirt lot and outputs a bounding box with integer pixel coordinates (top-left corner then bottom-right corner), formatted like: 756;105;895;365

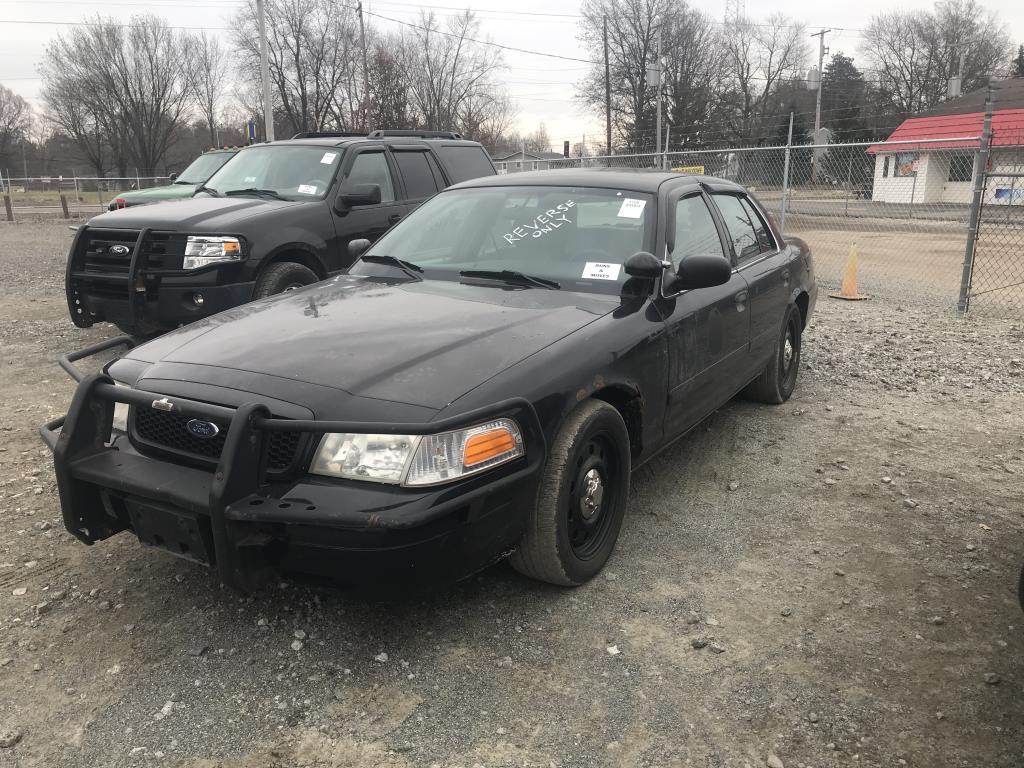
1;220;1023;768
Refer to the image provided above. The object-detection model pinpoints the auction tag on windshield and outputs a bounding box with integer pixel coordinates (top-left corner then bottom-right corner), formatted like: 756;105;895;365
320;152;338;165
617;198;646;219
582;262;621;280
297;184;318;195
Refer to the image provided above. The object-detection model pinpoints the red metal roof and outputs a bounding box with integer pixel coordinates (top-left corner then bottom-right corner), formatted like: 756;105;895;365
866;109;1024;153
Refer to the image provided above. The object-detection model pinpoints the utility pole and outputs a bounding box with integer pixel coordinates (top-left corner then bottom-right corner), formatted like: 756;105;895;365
257;0;274;142
810;28;830;183
603;15;611;157
655;26;663;157
357;1;370;130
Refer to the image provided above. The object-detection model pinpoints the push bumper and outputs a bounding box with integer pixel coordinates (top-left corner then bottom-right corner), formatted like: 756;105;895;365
41;338;545;591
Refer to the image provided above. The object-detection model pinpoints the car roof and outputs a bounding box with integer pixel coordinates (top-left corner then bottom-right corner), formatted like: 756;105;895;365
446;168;745;194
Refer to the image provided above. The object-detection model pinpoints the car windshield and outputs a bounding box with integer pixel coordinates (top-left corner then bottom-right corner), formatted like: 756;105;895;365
350;185;655;294
202;145;343;200
176;152;234;184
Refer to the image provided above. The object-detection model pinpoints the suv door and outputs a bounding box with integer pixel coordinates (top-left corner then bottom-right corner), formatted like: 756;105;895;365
330;147;407;270
658;189;751;439
391;147;447;211
709;191;790;369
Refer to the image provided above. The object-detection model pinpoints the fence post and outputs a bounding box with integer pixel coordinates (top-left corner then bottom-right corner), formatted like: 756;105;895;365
844;151;853;217
958;87;994;314
60;194;70;219
779;112;793;236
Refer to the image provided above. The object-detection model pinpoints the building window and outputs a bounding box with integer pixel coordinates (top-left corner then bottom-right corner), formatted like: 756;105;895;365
948;152;973;182
883;156;890;178
894;152;918;178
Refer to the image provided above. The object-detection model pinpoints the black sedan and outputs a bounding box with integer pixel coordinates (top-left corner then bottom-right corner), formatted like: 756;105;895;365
42;170;816;590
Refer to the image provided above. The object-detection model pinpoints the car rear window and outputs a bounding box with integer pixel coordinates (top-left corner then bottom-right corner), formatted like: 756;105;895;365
435;146;495;183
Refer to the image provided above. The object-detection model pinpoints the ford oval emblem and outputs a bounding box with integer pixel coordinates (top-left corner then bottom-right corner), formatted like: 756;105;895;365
109;244;130;255
185;419;220;439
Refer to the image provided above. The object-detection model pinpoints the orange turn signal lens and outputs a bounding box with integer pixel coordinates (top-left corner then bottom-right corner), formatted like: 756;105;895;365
463;428;517;467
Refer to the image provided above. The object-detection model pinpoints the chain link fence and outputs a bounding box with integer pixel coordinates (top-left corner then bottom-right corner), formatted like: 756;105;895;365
0;175;171;220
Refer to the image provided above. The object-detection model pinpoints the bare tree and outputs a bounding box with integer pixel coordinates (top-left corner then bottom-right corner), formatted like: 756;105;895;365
190;32;230;146
0;83;31;169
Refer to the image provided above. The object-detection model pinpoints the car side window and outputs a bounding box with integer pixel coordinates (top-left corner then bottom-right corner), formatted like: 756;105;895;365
424;152;448;189
343;152;395;203
740;196;776;253
712;193;760;263
671;195;726;271
394;151;441;200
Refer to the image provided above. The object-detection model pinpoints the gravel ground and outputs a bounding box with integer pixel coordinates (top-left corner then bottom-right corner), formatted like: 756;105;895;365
1;220;1022;768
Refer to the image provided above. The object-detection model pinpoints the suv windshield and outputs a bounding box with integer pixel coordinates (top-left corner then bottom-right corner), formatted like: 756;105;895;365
203;145;343;200
351;185;654;294
176;152;234;184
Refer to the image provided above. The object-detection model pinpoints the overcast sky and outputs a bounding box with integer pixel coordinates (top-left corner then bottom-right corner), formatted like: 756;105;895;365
2;0;1021;147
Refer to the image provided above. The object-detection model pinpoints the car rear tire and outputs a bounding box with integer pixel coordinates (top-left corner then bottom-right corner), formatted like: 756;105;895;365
254;262;319;299
743;303;802;404
510;399;631;586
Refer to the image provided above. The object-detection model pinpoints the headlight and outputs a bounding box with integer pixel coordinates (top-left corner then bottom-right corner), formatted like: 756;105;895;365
310;418;524;487
111;381;131;433
183;236;242;269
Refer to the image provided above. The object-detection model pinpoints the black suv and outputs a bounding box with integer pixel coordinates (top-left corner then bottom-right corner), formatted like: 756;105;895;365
65;130;497;337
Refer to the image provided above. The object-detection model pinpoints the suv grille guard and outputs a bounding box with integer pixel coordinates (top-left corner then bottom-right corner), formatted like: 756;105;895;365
66;226;152;328
40;336;545;589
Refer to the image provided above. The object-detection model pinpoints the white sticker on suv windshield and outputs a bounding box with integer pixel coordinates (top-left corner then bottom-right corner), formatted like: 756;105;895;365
320;152;337;165
297;184;318;195
582;262;621;280
617;198;646;219
244;176;257;183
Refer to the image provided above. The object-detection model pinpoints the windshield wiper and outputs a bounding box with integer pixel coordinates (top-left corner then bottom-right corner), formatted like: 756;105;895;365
224;188;287;200
459;269;560;290
194;184;221;197
359;254;423;280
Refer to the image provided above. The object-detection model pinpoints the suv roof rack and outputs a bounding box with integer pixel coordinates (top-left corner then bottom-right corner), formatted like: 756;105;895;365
367;129;463;140
290;131;367;139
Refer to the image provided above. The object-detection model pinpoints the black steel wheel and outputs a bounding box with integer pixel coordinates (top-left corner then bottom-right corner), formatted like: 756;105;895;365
254;261;319;299
743;303;802;404
510;399;631;586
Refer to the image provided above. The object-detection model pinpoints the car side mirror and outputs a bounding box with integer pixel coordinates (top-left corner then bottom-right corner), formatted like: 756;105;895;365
168;172;178;182
667;255;732;292
334;183;381;215
623;251;666;278
348;238;371;259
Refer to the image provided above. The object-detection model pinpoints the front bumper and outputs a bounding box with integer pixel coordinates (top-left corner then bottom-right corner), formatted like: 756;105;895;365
41;338;545;591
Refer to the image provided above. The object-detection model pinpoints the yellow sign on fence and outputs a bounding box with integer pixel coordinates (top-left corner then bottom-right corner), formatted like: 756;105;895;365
671;165;705;174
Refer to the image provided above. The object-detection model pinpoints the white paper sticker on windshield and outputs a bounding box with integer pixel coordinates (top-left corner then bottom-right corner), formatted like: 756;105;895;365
244;176;257;183
320;152;337;165
582;262;621;280
617;198;646;219
502;199;576;245
297;184;318;195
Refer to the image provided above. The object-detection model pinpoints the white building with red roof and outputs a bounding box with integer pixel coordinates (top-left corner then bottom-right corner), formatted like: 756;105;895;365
867;78;1024;206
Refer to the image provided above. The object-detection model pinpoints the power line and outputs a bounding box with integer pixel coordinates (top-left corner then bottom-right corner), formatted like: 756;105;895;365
0;17;230;30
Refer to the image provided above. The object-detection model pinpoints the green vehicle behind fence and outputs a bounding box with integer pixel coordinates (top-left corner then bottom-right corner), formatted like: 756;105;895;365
107;149;238;211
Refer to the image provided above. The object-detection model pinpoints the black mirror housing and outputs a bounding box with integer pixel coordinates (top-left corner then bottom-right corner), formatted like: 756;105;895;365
348;238;372;259
623;251;665;278
168;172;178;182
334;183;382;215
668;255;732;292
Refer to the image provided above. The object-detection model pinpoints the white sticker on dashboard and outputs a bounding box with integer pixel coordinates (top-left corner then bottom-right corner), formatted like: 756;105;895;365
617;198;646;218
320;152;337;165
582;262;621;280
297;184;318;194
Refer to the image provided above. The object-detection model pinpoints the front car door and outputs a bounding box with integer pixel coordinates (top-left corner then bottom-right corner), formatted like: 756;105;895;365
330;147;407;270
656;187;752;439
708;190;792;370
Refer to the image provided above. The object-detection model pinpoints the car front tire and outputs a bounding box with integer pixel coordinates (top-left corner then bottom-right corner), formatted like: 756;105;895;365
743;303;802;404
510;399;631;586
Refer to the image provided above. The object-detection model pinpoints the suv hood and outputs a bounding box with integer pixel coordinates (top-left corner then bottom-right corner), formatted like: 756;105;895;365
117;184;196;202
89;196;302;231
125;276;616;410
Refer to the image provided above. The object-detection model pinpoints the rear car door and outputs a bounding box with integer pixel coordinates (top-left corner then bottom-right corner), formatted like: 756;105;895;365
708;191;791;370
391;147;446;212
330;147;407;269
658;189;752;439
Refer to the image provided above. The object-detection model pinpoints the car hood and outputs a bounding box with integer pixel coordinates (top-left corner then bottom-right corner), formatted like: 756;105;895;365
89;196;303;231
125;276;617;410
119;184;195;201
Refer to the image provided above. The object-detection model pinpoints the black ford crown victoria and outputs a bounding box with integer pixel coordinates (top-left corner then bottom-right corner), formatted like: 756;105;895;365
43;170;816;590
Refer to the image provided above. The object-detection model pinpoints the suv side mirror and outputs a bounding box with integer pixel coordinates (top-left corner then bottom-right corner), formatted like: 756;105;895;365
623;251;666;278
348;238;371;259
668;255;732;292
168;172;178;182
334;183;381;215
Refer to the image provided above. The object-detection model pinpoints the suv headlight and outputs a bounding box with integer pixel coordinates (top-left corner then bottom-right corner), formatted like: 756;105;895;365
183;236;242;269
310;418;524;487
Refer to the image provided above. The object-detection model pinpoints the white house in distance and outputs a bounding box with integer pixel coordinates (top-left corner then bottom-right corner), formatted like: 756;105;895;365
868;78;1024;206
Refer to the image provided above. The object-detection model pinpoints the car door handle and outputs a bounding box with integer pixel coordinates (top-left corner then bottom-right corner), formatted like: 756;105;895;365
388;213;402;224
734;290;748;310
781;268;790;285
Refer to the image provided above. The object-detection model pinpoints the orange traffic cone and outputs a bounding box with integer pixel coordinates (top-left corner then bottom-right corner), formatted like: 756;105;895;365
829;243;869;301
